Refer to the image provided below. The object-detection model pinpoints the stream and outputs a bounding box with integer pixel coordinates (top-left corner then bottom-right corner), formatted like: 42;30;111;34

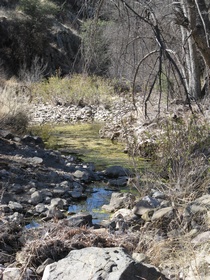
68;186;113;224
32;123;132;224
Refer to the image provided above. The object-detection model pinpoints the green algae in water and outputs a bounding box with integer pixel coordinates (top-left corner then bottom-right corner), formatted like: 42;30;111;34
40;123;132;170
30;123;147;171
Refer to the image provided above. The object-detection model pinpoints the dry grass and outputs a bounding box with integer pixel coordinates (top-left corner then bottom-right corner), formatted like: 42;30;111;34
13;214;210;279
15;222;139;278
0;78;31;133
121;110;210;278
31;74;116;106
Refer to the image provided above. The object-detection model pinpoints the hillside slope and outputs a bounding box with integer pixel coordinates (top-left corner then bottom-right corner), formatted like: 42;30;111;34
0;0;85;77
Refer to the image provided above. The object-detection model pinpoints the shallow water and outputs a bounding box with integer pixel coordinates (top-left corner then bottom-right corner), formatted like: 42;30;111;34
68;186;113;224
31;123;142;224
44;123;131;170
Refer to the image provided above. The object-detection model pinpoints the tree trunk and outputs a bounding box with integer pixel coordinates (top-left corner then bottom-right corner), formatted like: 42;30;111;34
175;0;210;99
187;0;210;67
181;0;201;99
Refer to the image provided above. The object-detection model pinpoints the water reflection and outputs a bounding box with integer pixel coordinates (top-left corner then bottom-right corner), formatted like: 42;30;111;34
68;186;113;224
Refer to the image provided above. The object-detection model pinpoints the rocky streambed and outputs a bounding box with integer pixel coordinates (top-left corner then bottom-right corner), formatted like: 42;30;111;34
1;101;210;279
0;129;143;279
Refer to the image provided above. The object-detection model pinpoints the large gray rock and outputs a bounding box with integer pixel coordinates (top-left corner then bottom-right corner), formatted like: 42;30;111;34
102;192;135;212
42;247;168;280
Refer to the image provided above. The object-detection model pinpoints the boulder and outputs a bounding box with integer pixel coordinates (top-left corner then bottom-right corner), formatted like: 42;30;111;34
133;196;160;217
102;192;135;212
42;247;168;280
66;212;92;227
105;166;131;178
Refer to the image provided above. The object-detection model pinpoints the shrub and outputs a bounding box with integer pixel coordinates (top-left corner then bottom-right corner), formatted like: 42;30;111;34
18;0;59;20
0;81;30;133
136;115;210;201
31;74;115;106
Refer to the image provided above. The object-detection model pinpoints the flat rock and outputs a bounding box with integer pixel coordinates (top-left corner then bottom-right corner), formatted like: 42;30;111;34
42;247;168;280
66;212;92;227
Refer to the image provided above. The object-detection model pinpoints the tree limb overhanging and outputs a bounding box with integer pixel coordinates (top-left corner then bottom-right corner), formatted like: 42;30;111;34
120;0;193;115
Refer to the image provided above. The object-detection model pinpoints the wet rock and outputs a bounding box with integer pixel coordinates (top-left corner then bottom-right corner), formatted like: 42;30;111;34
11;184;25;194
72;169;95;183
72;181;84;190
66;212;92;227
0;193;14;204
68;190;86;199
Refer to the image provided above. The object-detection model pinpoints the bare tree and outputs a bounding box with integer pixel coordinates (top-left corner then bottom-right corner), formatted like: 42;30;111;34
97;0;210;112
173;0;210;99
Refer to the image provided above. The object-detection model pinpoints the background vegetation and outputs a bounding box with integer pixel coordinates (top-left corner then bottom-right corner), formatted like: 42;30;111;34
1;1;210;278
